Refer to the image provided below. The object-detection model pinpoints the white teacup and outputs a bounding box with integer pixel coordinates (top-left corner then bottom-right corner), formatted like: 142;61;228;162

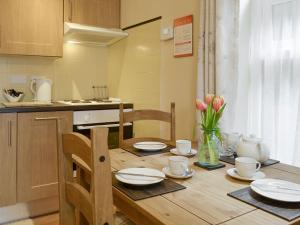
176;140;192;155
168;156;189;176
235;157;261;178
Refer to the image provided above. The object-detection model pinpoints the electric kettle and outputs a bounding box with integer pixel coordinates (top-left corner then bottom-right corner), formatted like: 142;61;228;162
30;77;52;102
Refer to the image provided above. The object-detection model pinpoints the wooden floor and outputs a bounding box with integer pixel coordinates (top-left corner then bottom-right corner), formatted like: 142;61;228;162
6;214;59;225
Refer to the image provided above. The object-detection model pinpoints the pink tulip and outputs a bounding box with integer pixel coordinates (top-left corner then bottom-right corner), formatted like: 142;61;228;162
219;96;225;106
205;94;214;105
212;98;222;112
196;101;207;112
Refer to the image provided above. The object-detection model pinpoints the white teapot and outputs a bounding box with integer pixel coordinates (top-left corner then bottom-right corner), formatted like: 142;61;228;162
236;136;270;163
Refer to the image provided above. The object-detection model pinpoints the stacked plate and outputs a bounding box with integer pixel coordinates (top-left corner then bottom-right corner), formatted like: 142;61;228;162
133;142;167;151
250;179;300;202
115;168;165;186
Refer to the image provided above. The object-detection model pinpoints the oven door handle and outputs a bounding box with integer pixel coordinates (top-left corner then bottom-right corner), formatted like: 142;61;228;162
76;122;132;130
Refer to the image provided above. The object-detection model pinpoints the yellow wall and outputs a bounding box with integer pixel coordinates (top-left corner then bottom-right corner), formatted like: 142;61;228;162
108;20;161;138
0;43;108;102
120;0;200;140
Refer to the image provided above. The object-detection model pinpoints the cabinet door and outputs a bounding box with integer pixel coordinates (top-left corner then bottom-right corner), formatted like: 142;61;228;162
0;113;17;207
0;0;63;56
65;0;120;28
17;111;72;202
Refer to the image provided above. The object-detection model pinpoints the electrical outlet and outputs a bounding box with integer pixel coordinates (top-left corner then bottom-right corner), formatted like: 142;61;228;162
9;75;27;84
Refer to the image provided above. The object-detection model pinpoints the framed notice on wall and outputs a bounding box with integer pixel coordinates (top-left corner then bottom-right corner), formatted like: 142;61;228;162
173;15;193;58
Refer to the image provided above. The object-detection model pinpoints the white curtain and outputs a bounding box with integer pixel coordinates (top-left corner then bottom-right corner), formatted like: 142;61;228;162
215;0;239;130
219;0;300;166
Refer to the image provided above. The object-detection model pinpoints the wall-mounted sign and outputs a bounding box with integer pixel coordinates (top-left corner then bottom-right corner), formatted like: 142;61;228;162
173;15;193;58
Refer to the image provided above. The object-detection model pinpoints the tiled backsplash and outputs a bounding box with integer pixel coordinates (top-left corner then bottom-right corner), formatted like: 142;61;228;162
0;43;108;102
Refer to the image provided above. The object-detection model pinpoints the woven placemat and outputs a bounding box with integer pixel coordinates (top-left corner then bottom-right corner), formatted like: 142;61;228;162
112;175;186;201
220;155;279;168
228;187;300;221
121;145;175;157
193;161;226;170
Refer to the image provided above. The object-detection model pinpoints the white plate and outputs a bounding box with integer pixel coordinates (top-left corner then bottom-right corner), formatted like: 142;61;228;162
162;166;195;179
251;179;300;202
170;148;197;157
227;168;265;181
133;141;167;151
115;168;165;186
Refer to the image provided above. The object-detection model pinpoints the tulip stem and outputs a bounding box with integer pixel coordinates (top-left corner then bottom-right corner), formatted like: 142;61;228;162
206;133;217;165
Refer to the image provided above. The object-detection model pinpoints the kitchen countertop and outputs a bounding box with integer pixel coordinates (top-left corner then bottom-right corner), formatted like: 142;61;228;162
0;102;133;113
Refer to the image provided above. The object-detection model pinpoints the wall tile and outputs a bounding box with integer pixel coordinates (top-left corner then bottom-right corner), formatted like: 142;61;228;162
0;44;108;103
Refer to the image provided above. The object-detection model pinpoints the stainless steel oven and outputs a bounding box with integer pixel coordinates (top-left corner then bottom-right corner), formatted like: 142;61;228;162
73;109;133;149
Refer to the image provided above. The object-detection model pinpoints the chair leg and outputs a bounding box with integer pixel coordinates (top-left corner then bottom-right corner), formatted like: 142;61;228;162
75;208;81;225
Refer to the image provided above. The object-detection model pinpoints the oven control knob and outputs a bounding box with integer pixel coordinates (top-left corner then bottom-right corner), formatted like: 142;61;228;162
84;114;90;122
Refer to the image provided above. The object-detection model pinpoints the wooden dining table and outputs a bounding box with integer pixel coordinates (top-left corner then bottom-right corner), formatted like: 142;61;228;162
110;148;300;225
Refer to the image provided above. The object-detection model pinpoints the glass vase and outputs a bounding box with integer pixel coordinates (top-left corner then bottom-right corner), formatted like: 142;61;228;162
198;128;221;166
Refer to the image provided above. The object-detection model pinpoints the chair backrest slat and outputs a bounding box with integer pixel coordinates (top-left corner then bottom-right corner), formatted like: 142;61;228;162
123;110;172;123
119;103;176;147
62;133;92;168
65;182;93;223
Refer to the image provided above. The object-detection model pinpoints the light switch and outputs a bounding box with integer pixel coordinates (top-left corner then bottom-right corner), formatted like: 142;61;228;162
160;27;174;41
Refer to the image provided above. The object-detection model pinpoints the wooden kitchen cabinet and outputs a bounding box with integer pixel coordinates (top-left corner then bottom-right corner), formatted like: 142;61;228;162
17;111;72;202
0;0;63;57
64;0;120;28
0;113;17;207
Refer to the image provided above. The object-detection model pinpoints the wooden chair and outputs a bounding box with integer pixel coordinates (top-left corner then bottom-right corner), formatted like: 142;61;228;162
119;103;175;148
56;120;134;225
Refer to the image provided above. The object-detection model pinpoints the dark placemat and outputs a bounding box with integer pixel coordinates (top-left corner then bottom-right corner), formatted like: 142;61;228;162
228;187;300;221
220;155;280;168
193;161;226;170
121;145;175;157
112;175;186;201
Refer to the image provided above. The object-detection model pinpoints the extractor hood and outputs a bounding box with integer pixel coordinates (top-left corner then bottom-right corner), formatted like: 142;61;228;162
64;22;128;46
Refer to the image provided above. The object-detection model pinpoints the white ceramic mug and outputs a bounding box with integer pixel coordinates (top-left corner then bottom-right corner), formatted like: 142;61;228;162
176;140;192;155
235;157;261;178
168;156;189;176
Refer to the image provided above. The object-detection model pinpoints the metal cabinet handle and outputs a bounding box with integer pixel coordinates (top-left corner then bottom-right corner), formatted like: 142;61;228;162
76;123;132;130
35;117;60;121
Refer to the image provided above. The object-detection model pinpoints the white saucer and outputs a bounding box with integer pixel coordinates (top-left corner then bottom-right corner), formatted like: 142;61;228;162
170;148;197;157
162;166;195;179
227;168;266;181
